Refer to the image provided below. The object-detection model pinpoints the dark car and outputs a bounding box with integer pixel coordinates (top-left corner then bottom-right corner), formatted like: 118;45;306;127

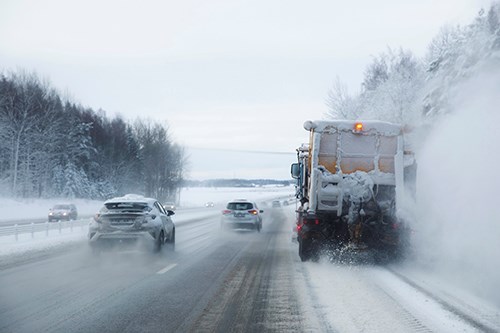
48;204;78;221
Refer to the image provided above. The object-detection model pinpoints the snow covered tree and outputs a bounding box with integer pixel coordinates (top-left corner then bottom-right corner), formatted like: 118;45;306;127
133;119;185;201
326;48;425;125
362;54;389;92
0;71;62;197
326;77;359;119
422;4;500;119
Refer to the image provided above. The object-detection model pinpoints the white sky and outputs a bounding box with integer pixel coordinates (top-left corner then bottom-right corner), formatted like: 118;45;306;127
0;0;491;179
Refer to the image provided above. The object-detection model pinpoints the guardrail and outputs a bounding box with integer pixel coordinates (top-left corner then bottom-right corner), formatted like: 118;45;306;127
0;219;89;241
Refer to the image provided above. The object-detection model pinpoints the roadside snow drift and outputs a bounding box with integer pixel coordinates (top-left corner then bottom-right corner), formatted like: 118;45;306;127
415;64;500;306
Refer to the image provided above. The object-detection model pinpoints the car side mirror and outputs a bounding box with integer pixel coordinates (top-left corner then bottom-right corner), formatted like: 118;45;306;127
167;210;175;216
260;210;264;213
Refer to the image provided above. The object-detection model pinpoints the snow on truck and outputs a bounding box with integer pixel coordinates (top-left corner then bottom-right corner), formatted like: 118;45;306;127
291;120;416;262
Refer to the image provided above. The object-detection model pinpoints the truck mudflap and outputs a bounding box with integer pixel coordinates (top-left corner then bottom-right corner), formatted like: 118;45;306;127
298;237;319;262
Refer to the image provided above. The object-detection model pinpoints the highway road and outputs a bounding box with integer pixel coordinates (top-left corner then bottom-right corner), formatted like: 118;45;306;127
1;207;498;333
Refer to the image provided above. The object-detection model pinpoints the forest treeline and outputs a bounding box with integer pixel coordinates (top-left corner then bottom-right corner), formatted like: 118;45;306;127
0;72;186;200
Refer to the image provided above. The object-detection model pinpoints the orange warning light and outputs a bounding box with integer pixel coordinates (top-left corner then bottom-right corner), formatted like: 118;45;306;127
354;122;363;132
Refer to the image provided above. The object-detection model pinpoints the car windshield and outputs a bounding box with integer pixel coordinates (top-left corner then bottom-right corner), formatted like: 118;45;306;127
53;205;70;210
104;202;151;212
227;202;253;210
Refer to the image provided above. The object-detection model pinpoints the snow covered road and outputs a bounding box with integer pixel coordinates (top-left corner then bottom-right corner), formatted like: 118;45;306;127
0;205;498;332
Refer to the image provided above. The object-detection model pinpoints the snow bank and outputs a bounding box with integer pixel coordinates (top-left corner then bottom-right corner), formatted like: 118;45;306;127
0;198;102;222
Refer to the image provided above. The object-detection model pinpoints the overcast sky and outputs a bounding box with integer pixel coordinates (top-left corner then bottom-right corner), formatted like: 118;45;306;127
0;0;491;179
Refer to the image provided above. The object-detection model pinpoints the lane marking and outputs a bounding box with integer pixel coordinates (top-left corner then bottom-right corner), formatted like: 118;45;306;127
157;263;178;275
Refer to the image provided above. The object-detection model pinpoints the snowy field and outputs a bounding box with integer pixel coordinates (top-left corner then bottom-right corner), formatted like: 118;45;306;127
0;185;295;222
0;186;295;259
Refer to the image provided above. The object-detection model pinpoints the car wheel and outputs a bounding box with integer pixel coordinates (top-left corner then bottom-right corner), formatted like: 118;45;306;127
166;228;175;252
153;231;164;253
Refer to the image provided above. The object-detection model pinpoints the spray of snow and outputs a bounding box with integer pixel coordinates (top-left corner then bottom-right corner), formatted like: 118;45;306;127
414;59;500;305
0;186;295;259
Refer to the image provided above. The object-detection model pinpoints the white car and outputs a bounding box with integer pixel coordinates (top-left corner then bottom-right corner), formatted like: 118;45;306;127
221;200;263;232
89;194;175;252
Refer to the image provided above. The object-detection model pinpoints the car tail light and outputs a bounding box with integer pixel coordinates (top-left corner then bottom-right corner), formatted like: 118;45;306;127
248;209;258;215
222;210;232;215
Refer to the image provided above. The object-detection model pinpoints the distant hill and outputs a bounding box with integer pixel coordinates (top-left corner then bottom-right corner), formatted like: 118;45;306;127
184;179;292;188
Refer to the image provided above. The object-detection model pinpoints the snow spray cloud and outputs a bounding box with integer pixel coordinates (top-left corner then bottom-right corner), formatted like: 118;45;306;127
415;59;500;305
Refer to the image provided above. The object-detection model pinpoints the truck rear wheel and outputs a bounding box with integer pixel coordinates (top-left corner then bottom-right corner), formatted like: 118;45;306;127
299;237;318;262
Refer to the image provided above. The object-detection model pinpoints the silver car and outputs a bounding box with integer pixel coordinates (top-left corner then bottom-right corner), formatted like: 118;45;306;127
221;200;263;232
89;194;175;252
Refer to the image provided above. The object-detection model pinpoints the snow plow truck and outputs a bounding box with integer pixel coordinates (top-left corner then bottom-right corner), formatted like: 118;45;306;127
291;120;416;262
